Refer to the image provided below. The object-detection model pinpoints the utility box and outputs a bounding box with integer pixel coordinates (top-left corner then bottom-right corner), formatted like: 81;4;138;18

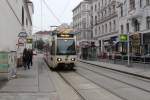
0;51;17;80
0;52;9;73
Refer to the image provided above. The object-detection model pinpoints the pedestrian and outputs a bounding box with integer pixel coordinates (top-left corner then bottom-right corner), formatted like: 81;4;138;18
29;49;33;67
26;49;31;69
23;48;28;70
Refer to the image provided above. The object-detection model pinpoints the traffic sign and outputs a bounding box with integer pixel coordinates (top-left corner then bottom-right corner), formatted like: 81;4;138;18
18;32;28;37
26;38;33;43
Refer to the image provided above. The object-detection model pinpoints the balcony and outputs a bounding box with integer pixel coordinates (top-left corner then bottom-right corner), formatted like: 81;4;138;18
110;0;116;5
128;9;143;20
98;12;118;24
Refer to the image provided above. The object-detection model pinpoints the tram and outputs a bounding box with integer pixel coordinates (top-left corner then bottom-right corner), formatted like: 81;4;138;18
46;30;77;70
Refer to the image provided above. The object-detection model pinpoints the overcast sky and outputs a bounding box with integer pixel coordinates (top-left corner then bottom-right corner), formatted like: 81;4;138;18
31;0;83;33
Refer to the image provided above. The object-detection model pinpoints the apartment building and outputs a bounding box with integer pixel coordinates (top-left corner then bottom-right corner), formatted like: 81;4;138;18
73;0;93;59
118;0;150;55
0;0;34;51
91;0;119;56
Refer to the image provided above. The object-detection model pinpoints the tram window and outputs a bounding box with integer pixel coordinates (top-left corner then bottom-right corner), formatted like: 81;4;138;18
51;41;55;55
57;39;76;55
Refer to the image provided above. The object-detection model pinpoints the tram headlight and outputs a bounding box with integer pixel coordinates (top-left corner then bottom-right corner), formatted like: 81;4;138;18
71;58;75;61
57;58;62;62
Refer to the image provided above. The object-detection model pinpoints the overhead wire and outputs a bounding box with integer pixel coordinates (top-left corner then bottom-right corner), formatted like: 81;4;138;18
42;0;61;24
60;0;72;17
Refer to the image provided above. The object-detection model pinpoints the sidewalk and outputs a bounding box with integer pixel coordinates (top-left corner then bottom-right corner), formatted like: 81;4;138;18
0;55;57;100
79;59;150;79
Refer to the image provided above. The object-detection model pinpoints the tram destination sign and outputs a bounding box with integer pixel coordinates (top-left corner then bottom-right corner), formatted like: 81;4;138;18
57;34;74;38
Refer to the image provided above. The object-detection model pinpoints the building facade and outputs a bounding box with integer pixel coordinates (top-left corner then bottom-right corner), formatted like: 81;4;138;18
73;0;93;60
118;0;150;56
0;0;34;51
91;0;119;57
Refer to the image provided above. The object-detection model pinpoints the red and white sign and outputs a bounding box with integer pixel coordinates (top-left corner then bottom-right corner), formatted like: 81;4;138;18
17;37;26;48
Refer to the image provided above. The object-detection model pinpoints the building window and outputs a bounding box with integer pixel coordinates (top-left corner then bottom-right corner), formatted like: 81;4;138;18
147;16;150;29
26;18;28;26
91;5;93;11
22;7;24;26
95;16;97;25
146;0;150;5
121;25;124;33
102;12;104;18
109;7;111;15
109;22;112;32
140;0;142;8
105;10;107;16
99;26;101;34
98;2;100;9
133;19;140;31
102;25;104;34
113;5;115;13
95;28;97;35
120;6;123;17
105;24;107;33
126;23;129;33
113;20;116;31
95;4;97;11
130;0;135;10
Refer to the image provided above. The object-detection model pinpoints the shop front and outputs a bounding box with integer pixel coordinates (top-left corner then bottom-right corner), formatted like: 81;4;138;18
143;33;150;55
100;36;119;59
79;41;97;60
130;33;142;56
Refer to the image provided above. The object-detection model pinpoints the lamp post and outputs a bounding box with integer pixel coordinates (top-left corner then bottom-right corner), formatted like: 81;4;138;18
127;32;130;66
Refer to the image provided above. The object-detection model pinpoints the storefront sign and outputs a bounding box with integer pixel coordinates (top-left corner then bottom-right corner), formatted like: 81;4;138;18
119;34;128;42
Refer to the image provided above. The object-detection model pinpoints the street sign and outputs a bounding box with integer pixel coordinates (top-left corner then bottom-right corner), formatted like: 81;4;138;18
18;32;28;38
26;38;33;43
119;34;128;42
18;38;25;44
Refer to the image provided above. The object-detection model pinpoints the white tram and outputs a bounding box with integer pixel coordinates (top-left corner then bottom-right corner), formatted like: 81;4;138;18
46;30;77;69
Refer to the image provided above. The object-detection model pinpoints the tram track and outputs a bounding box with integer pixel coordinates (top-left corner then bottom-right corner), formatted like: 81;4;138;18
74;62;150;100
57;72;86;100
76;62;150;93
44;58;150;100
79;61;150;84
79;60;150;80
58;71;125;100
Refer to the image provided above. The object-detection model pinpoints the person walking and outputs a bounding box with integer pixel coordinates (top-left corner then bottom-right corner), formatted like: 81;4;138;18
23;48;28;70
26;49;30;69
27;49;33;68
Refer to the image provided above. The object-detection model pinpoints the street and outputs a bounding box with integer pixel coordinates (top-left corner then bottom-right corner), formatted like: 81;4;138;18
0;55;150;100
1;0;150;100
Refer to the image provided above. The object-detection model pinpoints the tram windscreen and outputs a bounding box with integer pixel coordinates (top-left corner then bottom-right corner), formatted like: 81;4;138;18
57;39;76;55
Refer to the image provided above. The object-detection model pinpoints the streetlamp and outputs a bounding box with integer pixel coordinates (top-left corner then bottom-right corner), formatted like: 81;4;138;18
127;32;130;66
